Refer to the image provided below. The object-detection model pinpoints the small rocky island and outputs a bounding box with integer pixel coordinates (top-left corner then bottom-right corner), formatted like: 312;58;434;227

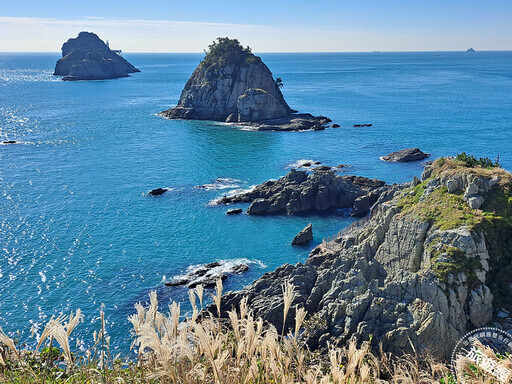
54;32;140;81
381;148;430;162
217;168;386;216
160;38;332;131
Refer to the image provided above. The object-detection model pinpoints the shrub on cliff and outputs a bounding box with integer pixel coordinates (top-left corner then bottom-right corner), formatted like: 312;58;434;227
201;37;261;68
455;152;500;168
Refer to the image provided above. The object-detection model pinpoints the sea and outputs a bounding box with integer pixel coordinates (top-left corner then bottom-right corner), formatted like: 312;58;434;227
1;51;511;352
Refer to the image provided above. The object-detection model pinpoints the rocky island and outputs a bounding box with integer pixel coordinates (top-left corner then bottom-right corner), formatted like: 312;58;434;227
214;155;512;358
160;38;332;131
54;32;140;81
217;168;386;216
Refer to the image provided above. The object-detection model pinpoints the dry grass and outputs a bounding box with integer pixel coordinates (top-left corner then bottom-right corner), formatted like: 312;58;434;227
0;280;509;383
431;157;512;186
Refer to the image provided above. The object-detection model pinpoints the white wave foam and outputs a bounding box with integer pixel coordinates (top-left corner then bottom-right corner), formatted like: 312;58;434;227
172;258;266;282
286;159;321;169
196;177;243;191
207;185;256;206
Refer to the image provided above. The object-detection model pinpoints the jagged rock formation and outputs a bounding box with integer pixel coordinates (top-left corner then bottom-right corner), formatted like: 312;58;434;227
217;158;512;358
216;169;386;215
381;148;430;162
54;32;140;81
160;38;331;131
165;261;249;288
292;224;313;245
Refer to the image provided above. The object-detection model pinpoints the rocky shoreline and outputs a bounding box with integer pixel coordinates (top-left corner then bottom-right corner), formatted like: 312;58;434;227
210;157;512;358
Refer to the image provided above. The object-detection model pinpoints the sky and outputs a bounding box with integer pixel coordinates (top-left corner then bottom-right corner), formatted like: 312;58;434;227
1;0;512;52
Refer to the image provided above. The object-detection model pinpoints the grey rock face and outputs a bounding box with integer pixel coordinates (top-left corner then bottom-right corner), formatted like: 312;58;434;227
292;224;313;245
381;148;430;162
237;88;288;122
54;32;140;81
217;167;507;358
217;169;385;215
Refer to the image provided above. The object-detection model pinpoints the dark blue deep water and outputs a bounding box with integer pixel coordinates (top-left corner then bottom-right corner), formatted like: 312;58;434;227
1;51;511;351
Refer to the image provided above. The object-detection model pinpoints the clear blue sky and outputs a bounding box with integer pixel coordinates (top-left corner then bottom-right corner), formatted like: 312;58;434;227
1;0;511;52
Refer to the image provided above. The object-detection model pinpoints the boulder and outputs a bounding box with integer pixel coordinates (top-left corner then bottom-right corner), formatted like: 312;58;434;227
292;224;313;245
54;32;139;81
381;148;430;162
2;140;17;144
226;208;243;215
351;195;371;217
331;124;341;128
237;89;288;122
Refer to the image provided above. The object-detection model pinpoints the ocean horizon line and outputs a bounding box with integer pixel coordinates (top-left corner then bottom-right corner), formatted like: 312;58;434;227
1;49;512;55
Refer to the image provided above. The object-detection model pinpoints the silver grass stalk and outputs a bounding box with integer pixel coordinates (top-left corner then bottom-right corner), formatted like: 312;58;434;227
281;280;295;336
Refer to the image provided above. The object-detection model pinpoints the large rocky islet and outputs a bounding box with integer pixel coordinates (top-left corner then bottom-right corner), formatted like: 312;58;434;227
54;32;140;81
160;37;333;131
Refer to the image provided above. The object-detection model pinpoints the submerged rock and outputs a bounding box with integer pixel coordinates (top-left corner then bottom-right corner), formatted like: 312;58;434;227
226;208;243;215
54;32;140;81
217;169;385;215
292;223;313;245
159;37;330;131
148;188;168;196
381;148;430;162
216;158;512;358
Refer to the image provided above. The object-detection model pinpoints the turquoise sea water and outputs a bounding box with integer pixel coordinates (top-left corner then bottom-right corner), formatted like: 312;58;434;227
1;51;511;351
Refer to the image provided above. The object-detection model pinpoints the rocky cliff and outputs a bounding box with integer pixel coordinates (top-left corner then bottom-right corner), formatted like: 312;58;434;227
160;38;331;131
217;157;512;358
217;168;386;215
54;32;140;81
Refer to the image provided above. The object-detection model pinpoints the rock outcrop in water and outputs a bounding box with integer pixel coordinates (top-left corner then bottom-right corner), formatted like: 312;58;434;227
54;32;140;81
216;157;512;358
381;148;430;162
292;224;313;245
160;38;332;131
165;261;249;288
217;169;386;216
